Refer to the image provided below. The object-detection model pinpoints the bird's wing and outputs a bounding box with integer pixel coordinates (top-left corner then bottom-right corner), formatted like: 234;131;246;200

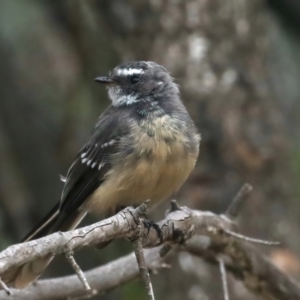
58;105;130;221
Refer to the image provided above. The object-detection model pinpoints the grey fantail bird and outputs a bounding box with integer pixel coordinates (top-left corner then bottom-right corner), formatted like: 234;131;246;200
2;61;200;289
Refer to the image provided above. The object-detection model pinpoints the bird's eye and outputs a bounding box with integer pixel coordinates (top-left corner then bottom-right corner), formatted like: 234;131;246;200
130;75;140;84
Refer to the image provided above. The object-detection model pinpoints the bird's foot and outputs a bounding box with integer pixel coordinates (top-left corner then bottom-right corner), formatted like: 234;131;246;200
143;219;163;245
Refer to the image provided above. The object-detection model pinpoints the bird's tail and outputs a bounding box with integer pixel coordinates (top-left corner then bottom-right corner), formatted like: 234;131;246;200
1;203;86;289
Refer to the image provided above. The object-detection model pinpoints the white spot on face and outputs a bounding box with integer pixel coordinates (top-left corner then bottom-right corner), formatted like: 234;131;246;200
108;86;138;106
117;68;144;76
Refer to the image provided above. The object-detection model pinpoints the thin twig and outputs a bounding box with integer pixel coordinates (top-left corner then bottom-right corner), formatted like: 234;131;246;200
136;199;150;218
133;205;155;300
226;183;253;219
65;251;91;291
169;199;181;212
224;229;280;245
218;257;229;300
134;237;155;300
67;289;98;300
0;277;10;295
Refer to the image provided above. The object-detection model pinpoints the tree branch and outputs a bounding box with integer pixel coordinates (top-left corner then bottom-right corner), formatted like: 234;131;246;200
218;257;229;300
65;251;91;291
0;248;167;300
0;205;232;275
186;236;300;300
0;200;299;300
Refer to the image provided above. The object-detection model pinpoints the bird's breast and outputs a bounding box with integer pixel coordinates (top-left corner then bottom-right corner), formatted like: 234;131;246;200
131;114;192;159
85;114;199;217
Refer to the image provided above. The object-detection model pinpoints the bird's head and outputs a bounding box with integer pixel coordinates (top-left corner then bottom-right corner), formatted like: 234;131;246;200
95;61;178;107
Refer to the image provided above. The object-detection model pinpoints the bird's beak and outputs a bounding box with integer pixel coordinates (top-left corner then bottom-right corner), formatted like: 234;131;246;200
94;76;114;84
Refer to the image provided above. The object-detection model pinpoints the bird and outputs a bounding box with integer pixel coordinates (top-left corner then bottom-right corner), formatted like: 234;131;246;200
2;61;200;289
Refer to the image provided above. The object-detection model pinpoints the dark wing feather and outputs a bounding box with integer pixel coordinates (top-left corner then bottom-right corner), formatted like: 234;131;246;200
1;106;132;289
59;105;130;217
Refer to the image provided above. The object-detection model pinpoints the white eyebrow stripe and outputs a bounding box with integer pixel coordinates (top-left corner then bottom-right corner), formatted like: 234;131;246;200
117;68;144;76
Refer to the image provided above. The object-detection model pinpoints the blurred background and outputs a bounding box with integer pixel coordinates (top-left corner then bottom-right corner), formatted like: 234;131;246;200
0;0;300;299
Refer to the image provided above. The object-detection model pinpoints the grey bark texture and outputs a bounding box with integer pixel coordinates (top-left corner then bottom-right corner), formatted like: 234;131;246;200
1;203;299;300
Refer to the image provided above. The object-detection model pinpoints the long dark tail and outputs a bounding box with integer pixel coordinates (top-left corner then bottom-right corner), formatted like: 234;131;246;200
22;202;60;242
2;203;86;289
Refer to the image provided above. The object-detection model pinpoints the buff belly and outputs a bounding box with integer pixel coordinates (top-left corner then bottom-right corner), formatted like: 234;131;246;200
85;153;196;217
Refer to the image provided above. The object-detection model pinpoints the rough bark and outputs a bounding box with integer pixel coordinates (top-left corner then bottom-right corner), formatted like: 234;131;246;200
0;203;299;300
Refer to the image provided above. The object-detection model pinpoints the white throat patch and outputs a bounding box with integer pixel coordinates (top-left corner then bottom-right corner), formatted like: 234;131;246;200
108;86;138;106
117;68;144;76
